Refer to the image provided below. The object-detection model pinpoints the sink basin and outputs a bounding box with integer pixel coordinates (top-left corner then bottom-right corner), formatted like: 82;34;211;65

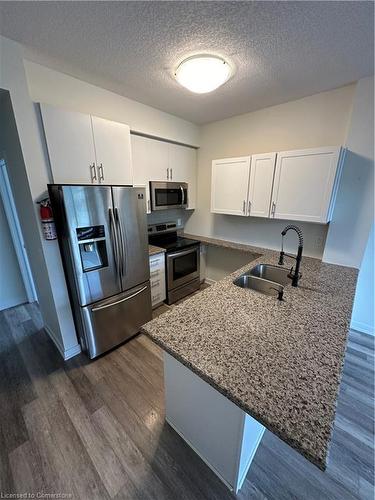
249;264;291;286
233;274;284;298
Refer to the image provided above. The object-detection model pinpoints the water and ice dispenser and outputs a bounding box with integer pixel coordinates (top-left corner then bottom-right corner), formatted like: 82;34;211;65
76;225;108;272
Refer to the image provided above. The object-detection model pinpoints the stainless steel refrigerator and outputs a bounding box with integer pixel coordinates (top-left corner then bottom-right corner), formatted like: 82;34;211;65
48;184;152;359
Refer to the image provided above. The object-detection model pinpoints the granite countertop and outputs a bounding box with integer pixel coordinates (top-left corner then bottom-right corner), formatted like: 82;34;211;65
141;238;358;470
183;233;267;254
148;244;166;256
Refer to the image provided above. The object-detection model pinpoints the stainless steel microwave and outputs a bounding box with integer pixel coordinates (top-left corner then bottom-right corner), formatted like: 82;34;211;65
150;181;188;211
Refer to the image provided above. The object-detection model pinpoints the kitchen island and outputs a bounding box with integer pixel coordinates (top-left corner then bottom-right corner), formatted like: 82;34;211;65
141;241;358;493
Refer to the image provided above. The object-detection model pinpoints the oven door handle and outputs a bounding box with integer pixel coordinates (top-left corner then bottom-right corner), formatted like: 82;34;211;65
167;246;199;259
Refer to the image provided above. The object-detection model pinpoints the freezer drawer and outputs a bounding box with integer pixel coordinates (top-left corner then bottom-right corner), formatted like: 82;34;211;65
81;281;152;359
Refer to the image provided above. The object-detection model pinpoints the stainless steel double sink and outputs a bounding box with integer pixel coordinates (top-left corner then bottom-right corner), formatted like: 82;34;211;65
233;264;292;300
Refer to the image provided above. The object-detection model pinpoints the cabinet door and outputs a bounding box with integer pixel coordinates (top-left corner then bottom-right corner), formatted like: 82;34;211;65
248;153;276;218
271;147;341;223
168;144;197;209
211;157;251;216
131;135;169;213
40;103;96;184
152;139;170;181
91;115;132;185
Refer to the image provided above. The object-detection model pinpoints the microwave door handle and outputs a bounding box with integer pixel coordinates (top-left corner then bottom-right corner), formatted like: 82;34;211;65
115;207;126;278
180;185;184;206
109;208;120;280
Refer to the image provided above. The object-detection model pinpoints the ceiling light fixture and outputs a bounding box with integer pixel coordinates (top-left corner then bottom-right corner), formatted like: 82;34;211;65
174;55;232;94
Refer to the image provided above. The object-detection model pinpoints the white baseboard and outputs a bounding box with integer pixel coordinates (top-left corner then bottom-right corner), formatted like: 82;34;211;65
0;298;27;312
350;320;375;336
166;417;234;493
63;343;82;360
204;277;217;286
44;324;82;360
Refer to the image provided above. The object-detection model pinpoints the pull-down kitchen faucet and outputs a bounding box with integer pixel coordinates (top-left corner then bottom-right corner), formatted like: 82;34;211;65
278;225;303;287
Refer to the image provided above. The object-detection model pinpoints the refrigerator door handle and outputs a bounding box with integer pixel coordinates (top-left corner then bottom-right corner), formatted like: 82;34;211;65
91;285;148;312
114;207;126;278
109;208;120;278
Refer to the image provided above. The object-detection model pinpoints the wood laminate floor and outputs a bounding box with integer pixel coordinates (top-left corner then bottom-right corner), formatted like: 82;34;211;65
0;300;374;499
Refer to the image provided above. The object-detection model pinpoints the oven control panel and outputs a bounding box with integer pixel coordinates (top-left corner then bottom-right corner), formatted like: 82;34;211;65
148;221;180;235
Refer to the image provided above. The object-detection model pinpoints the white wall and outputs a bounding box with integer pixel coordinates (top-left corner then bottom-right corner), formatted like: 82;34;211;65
0;192;27;310
24;61;200;147
351;224;374;335
0;35;200;360
324;76;374;268
0;36;78;358
185;85;355;259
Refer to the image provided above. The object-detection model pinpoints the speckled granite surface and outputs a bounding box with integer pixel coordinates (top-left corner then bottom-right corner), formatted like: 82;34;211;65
141;241;358;470
183;233;266;254
148;244;166;256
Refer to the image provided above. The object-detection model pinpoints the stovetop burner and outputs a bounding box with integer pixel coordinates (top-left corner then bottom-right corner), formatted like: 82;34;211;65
149;231;200;253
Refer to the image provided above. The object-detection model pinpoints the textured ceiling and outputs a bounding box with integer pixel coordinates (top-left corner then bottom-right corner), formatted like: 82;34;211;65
0;1;373;124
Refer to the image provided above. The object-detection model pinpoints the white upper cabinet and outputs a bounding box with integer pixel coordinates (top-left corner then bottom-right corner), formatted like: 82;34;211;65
40;103;132;185
168;144;197;209
271;147;343;223
132;135;198;212
211;147;343;223
248;153;277;218
211;157;251;216
40;103;97;184
131;135;153;213
153;140;170;181
91;116;132;185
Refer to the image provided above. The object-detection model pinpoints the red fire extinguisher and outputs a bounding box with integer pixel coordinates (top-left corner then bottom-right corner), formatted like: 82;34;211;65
39;199;57;240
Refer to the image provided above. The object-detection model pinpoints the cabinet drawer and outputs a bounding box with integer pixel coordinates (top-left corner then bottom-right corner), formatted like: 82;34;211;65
149;254;165;269
151;278;163;290
151;290;163;305
149;252;166;307
150;268;162;279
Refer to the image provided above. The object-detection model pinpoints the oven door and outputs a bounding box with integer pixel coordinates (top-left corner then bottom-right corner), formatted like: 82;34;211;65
150;182;188;211
166;245;200;290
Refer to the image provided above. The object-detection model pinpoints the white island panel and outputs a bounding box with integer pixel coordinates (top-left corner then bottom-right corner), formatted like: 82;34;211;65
164;352;265;493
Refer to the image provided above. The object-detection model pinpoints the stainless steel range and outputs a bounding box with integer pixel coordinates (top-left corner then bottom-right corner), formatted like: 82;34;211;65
148;222;200;304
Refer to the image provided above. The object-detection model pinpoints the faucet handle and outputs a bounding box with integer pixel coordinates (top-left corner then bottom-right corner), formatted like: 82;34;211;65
269;286;284;301
288;266;302;280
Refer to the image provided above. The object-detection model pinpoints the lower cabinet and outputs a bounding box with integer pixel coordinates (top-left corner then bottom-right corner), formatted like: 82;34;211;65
149;252;166;308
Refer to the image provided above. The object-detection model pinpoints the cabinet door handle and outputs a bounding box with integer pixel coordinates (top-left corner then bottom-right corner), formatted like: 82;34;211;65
271;202;276;217
242;200;246;214
147;199;151;212
170;168;173;180
167;168;169;180
248;200;251;215
98;163;104;182
90;163;97;182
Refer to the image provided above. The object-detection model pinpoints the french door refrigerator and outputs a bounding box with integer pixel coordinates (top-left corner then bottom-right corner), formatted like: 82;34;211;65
48;184;152;359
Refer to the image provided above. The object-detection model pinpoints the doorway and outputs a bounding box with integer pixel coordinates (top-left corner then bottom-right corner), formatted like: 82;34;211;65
0;157;37;310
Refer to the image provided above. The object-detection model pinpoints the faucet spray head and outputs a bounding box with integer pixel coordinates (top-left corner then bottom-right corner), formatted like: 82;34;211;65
279;233;285;265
